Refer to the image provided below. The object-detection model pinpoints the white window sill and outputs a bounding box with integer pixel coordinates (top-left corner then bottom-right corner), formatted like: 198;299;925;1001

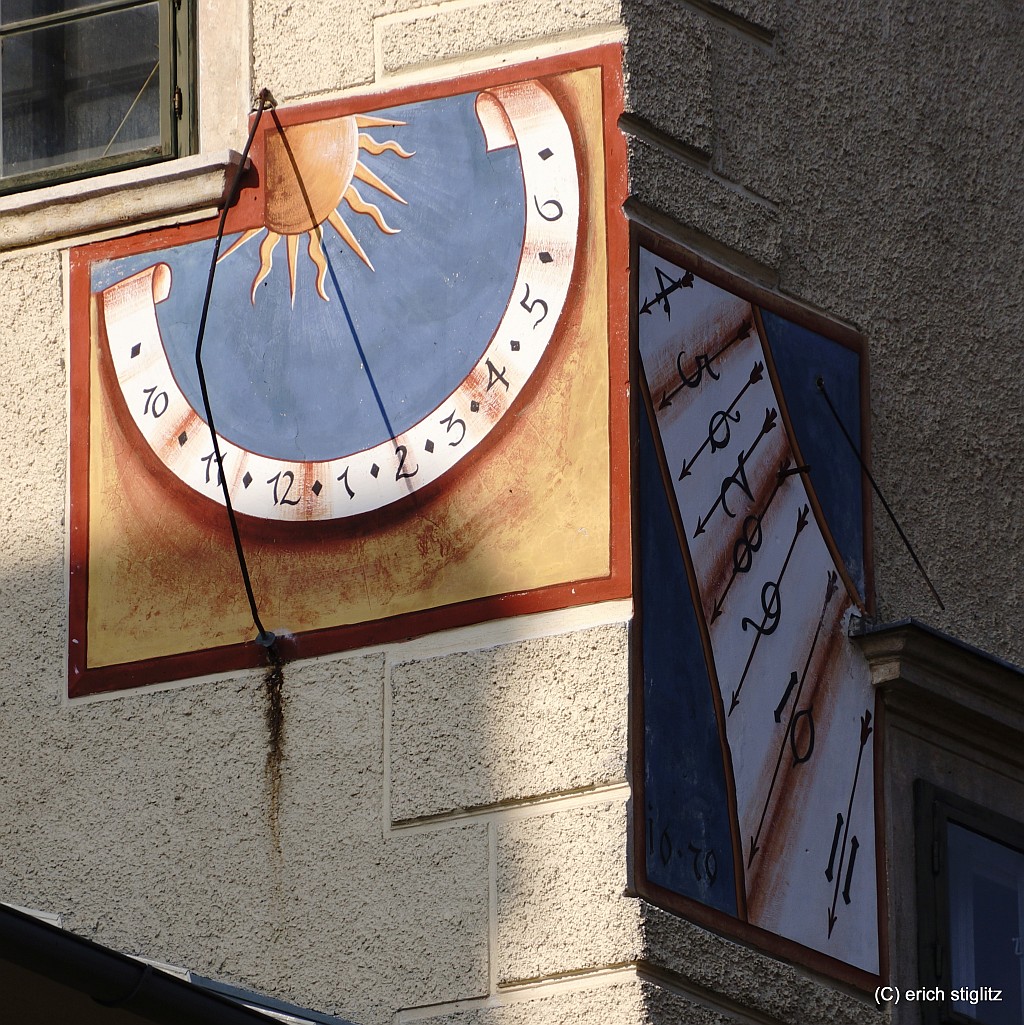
0;150;245;252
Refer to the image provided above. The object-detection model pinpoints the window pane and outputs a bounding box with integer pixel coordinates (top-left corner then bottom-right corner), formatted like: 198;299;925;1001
0;1;105;28
947;822;1024;1025
0;2;162;180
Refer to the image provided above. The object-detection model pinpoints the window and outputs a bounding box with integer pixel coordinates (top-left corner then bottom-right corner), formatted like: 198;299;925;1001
0;0;194;194
916;782;1024;1025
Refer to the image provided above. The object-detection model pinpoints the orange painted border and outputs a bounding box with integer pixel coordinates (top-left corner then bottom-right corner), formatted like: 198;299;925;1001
68;44;630;697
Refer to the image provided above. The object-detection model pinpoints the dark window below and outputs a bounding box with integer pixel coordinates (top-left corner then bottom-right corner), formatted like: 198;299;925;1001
917;782;1024;1025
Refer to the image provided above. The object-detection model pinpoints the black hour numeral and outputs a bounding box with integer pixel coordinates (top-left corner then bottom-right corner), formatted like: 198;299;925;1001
826;814;844;882
200;451;223;486
142;385;169;418
533;196;563;222
337;467;355;499
395;445;418;481
520;283;548;328
788;707;815;765
774;670;798;723
267;470;300;506
440;409;466;447
653;266;683;319
485;359;509;392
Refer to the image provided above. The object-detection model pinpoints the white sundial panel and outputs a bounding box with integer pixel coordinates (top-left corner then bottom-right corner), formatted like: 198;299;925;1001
637;243;879;976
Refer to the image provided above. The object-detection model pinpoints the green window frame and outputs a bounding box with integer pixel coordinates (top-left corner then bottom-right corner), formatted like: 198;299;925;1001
916;781;1024;1025
0;0;195;194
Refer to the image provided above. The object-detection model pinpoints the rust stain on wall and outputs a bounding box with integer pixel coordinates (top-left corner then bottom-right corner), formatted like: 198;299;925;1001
263;646;286;862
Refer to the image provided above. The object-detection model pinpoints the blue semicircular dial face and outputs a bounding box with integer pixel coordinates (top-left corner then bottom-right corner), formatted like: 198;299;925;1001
93;91;525;463
93;78;581;522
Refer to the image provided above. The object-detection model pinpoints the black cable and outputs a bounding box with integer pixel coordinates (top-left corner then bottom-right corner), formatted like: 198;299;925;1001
194;88;277;647
816;375;945;611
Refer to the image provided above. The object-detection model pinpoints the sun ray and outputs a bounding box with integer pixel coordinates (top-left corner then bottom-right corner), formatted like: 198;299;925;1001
344;185;400;234
236;112;410;303
327;210;374;271
354;114;406;128
286;233;300;306
358;134;415;159
251;231;282;304
307;227;330;301
218;228;262;263
353;160;407;205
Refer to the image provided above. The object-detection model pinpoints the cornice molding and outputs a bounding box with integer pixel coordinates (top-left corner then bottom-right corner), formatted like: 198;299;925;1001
852;619;1024;762
0;151;244;253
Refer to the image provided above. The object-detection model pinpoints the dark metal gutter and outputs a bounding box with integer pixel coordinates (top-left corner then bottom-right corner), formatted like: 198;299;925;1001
0;902;349;1025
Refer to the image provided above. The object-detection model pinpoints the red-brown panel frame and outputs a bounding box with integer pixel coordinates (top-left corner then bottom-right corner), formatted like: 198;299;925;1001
68;45;630;696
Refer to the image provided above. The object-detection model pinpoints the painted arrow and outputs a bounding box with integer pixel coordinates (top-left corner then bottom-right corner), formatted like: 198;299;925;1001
679;360;765;480
711;459;805;624
827;709;874;938
694;408;779;539
639;265;694;319
747;570;839;866
728;503;809;715
658;318;752;410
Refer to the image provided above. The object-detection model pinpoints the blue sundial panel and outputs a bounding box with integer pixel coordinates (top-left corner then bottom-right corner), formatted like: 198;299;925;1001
91;91;525;462
761;311;865;599
639;405;737;915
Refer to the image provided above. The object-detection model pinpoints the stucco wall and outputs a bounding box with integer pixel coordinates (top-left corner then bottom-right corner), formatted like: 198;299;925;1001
0;2;1021;1024
622;0;1023;1018
0;3;643;1022
0;239;639;1021
0;233;631;1020
622;0;1024;668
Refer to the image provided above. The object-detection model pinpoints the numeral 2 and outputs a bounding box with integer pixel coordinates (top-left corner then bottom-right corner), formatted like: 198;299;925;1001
395;445;418;481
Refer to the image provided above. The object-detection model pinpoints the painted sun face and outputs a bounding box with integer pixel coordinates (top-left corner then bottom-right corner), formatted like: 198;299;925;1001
219;114;413;304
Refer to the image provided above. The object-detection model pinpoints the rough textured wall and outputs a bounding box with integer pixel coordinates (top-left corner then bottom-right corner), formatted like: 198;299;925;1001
622;1;1022;1020
3;2;1019;1024
0;216;634;1025
252;0;622;101
0;4;645;1025
624;0;1024;667
0;253;64;680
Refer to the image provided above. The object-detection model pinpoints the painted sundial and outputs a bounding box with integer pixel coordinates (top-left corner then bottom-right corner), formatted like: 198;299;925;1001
92;82;579;520
634;232;881;982
68;53;627;696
